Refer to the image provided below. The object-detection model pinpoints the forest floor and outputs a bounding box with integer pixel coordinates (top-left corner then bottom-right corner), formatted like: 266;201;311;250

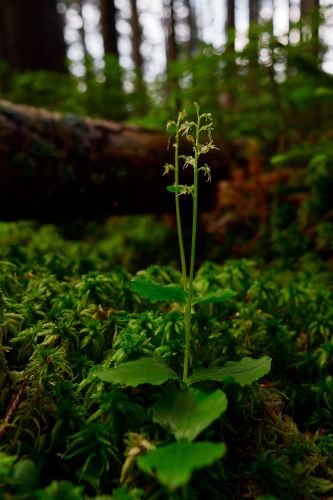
0;217;332;499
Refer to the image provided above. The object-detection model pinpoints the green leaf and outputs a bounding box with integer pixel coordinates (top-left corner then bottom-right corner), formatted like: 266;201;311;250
137;441;226;491
129;277;186;304
12;459;39;494
96;357;180;387
270;148;313;166
0;451;16;477
193;289;237;306
186;356;271;387
314;87;333;98
166;184;187;193
152;388;227;442
35;480;84;500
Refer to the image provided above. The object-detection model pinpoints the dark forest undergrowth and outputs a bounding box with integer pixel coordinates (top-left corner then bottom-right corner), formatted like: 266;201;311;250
0;216;332;499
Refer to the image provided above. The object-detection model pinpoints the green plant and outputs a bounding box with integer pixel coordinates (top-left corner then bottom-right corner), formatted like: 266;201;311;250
96;105;271;492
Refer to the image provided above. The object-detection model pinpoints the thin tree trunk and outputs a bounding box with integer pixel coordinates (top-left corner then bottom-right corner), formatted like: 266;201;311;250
166;0;178;63
249;0;260;24
226;0;235;52
0;100;227;221
165;0;179;108
129;0;145;102
183;0;198;56
99;0;126;119
78;0;89;61
223;0;236;107
301;0;320;58
100;0;119;57
248;0;260;82
0;0;67;72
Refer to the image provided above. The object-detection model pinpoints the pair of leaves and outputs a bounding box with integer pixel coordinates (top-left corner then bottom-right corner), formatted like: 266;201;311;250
97;356;270;491
137;441;226;491
96;355;271;388
129;276;236;306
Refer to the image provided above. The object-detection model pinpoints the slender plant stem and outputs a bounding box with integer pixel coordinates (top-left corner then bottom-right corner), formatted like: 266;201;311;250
174;113;188;290
183;108;201;381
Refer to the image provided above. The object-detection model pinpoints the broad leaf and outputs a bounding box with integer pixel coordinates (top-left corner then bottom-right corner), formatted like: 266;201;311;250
152;388;227;442
186;356;271;387
12;459;39;494
137;441;226;491
193;289;237;306
129;277;186;304
97;357;180;387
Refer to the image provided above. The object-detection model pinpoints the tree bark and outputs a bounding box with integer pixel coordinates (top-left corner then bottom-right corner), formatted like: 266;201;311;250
129;0;146;106
300;0;320;58
226;0;235;52
100;0;119;57
249;0;260;24
301;0;319;16
0;100;227;221
0;0;67;72
183;0;198;56
165;0;179;106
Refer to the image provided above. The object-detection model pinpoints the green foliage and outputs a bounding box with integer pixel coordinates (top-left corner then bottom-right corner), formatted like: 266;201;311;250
187;356;272;387
193;289;237;305
0;452;38;499
97;357;180;387
129;277;187;304
1;17;333;491
35;481;84;500
137;441;226;491
152;388;227;442
0;221;332;498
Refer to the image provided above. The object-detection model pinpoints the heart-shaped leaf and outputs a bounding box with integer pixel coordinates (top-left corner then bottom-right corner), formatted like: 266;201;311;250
193;289;237;306
137;441;226;491
186;356;271;387
96;357;180;387
152;388;227;442
129;277;186;304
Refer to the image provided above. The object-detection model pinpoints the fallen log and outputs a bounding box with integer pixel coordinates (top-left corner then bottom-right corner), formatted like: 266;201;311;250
0;100;229;221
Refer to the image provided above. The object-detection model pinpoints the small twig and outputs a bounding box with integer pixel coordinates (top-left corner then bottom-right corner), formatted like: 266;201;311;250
0;379;28;440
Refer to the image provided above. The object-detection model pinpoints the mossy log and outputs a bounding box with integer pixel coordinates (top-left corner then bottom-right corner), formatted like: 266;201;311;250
0;99;229;221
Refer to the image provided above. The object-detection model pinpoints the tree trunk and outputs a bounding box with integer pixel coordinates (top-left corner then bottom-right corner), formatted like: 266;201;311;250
0;100;227;221
100;0;119;57
129;0;146;108
248;0;260;87
301;0;319;16
183;0;198;56
166;0;177;62
0;0;67;72
249;0;260;24
165;0;179;109
99;0;126;119
301;0;320;58
78;0;89;61
226;0;236;52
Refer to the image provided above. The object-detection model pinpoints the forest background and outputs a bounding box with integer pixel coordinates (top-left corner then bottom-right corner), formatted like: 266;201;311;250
0;0;333;258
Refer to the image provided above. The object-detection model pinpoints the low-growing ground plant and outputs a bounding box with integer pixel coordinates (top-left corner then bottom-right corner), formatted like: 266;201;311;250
96;104;271;492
